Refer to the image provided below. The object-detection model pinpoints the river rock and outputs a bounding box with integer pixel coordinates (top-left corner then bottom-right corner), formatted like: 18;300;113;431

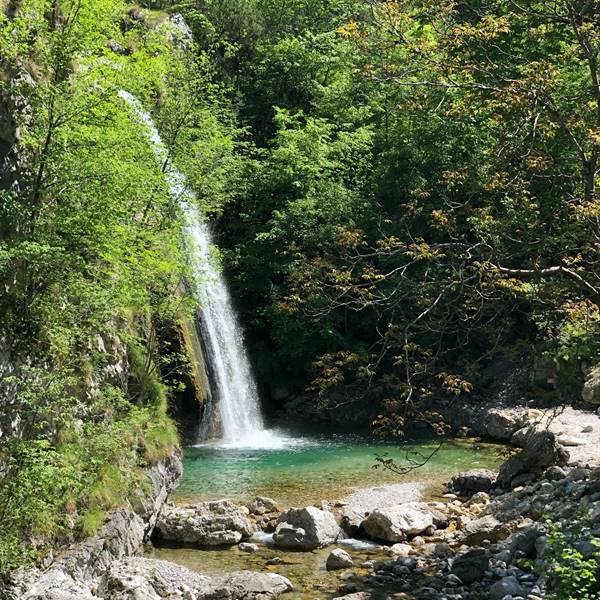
99;557;292;599
340;483;424;534
497;430;569;488
489;575;525;600
450;469;497;494
362;503;433;542
583;365;600;405
388;543;412;556
450;548;489;584
154;499;254;546
326;548;354;570
249;496;279;515
461;515;512;545
486;408;527;440
273;506;340;550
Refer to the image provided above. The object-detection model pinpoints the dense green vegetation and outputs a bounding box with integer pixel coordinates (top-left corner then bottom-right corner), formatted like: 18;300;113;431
1;0;600;577
178;0;600;431
0;0;230;572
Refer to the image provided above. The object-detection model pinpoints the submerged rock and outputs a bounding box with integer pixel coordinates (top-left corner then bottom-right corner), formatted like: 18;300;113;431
326;548;354;570
362;503;433;543
154;500;254;546
273;506;340;550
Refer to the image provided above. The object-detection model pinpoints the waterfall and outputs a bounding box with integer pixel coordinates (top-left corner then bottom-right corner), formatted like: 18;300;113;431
119;91;284;448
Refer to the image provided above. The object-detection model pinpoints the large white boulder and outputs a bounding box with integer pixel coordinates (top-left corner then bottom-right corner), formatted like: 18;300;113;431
362;502;433;542
273;506;340;550
154;500;254;546
99;557;292;599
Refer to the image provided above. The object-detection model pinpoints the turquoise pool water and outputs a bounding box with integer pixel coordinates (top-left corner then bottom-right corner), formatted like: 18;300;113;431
174;432;505;506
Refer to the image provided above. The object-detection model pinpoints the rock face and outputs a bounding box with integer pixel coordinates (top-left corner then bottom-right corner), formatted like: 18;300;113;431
99;557;293;599
583;365;600;405
154;500;254;546
362;503;433;543
497;430;569;488
450;469;497;495
8;453;183;600
326;548;354;570
273;506;340;550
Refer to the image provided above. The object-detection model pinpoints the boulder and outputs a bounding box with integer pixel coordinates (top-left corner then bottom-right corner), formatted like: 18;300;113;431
511;423;545;447
583;365;600;405
489;575;525;600
362;503;433;543
273;506;340;550
450;548;489;584
544;465;567;481
326;548;354;570
239;542;259;553
99;557;292;599
461;515;512;545
154;500;254;546
249;496;279;515
486;409;527;440
497;430;569;488
340;483;424;534
450;469;497;494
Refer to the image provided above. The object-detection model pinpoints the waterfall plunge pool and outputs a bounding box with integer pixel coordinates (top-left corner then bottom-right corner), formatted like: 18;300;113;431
173;431;505;506
150;432;505;599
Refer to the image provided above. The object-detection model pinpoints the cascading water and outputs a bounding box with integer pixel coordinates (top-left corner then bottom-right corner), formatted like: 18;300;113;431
119;91;286;448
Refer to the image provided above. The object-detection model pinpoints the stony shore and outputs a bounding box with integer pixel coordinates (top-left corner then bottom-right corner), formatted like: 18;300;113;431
4;405;599;600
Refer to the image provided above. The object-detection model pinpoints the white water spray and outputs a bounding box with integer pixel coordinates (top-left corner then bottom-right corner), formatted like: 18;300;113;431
119;91;286;448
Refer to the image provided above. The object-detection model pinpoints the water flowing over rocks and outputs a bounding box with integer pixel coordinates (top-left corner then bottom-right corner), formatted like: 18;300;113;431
332;459;600;600
154;499;254;546
272;506;340;550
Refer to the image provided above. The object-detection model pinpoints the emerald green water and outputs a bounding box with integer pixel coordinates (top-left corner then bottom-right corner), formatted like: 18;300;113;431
157;432;505;599
174;432;505;506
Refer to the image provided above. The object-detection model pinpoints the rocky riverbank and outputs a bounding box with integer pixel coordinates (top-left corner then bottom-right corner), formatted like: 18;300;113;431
0;453;292;600
142;424;599;600
5;406;599;600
